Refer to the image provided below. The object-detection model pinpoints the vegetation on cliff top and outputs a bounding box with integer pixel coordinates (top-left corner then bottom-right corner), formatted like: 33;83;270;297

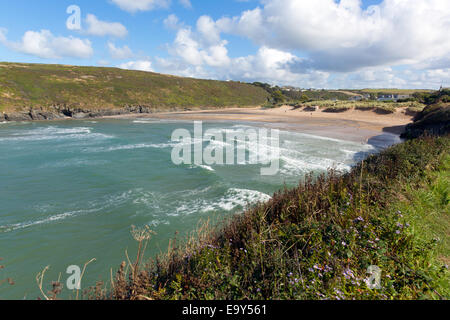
77;129;448;300
0;62;269;112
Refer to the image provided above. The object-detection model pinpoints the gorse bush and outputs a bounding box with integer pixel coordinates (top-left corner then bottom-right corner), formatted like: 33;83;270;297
97;135;449;300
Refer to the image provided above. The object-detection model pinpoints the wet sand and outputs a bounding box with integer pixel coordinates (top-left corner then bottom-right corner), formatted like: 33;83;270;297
106;105;414;144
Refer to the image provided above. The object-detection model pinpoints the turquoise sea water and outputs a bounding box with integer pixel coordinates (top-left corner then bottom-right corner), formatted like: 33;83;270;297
0;119;400;299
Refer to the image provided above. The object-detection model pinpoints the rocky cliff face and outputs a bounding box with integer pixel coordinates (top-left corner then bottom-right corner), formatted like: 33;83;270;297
0;105;193;122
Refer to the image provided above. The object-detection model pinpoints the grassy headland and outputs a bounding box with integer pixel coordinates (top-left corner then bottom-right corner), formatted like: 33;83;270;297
83;107;449;301
0;62;269;119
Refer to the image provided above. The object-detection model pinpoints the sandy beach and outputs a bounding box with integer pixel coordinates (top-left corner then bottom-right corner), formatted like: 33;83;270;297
106;105;414;144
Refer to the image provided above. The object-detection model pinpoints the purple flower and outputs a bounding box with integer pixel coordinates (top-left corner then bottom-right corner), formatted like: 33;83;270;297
343;268;355;280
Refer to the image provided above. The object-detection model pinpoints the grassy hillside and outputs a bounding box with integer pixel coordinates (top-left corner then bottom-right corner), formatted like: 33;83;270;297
0;62;269;112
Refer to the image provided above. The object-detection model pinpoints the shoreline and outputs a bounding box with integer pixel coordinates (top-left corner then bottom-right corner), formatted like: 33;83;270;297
1;105;415;145
104;105;414;144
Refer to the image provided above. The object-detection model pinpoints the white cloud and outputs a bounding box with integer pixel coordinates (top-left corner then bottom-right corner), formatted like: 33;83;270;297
118;60;153;72
0;28;6;42
168;26;231;68
85;14;128;38
217;0;450;73
0;29;93;59
179;0;192;9
152;0;450;88
164;14;183;30
111;0;170;13
108;42;133;59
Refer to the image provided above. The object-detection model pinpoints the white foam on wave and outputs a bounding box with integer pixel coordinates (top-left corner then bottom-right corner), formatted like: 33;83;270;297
201;188;272;213
0;189;139;233
0;207;100;233
83;142;176;153
39;158;110;169
0;126;114;142
189;164;215;172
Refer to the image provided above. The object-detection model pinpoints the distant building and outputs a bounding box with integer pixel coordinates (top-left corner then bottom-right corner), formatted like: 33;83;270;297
349;95;363;101
377;94;411;102
349;94;370;101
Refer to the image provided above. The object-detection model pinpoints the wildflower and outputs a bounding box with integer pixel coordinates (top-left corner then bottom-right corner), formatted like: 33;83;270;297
342;241;347;247
396;230;401;234
343;268;355;280
288;272;293;277
355;216;364;223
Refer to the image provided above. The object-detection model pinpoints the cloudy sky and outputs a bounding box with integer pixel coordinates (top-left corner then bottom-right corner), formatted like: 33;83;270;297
0;0;449;89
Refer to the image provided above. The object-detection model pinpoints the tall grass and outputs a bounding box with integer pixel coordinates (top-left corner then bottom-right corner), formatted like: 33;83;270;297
299;100;425;114
95;135;449;300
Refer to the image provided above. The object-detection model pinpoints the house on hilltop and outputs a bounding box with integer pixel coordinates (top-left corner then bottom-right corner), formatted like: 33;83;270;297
349;94;370;101
378;94;411;102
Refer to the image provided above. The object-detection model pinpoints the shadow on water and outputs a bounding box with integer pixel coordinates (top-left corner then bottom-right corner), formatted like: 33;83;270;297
352;125;406;164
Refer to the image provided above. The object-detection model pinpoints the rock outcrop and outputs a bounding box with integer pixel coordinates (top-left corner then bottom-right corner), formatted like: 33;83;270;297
0;105;183;122
401;104;450;139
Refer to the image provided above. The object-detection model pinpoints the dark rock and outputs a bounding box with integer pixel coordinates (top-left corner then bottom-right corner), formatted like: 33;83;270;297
72;112;89;119
4;112;33;121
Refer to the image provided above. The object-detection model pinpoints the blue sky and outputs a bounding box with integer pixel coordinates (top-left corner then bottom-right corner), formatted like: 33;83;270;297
0;0;449;89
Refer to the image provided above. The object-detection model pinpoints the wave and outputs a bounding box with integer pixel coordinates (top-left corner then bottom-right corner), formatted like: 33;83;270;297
0;189;139;233
0;207;101;233
189;164;215;172
39;159;110;169
0;126;114;142
201;188;272;213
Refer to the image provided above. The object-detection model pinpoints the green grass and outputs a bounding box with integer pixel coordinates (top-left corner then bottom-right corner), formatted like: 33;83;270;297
358;89;433;95
393;155;449;264
0;62;269;112
79;135;449;301
299;100;425;114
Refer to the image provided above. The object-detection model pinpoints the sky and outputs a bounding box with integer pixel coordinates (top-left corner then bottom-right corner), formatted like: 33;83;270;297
0;0;449;89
